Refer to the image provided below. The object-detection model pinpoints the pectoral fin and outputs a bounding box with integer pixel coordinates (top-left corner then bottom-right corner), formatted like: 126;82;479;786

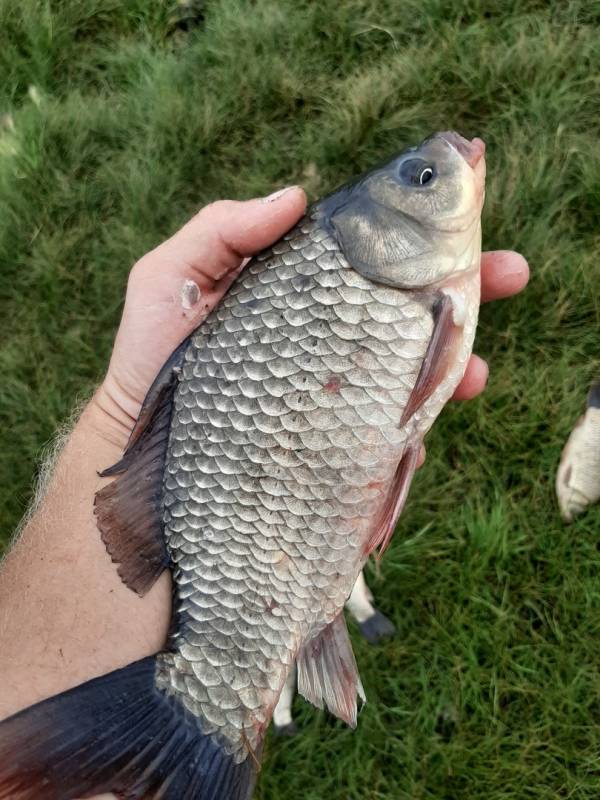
400;292;462;427
94;337;190;596
297;613;365;728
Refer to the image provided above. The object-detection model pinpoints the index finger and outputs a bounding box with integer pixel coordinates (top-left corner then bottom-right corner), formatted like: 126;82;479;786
481;250;529;303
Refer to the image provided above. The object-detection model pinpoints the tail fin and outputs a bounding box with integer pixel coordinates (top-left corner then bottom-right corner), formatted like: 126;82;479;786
0;656;260;800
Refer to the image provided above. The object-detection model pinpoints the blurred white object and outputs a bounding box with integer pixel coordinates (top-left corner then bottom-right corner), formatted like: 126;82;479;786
556;382;600;522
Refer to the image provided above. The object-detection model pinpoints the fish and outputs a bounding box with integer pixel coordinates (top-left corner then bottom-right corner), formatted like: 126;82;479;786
0;130;486;800
556;381;600;522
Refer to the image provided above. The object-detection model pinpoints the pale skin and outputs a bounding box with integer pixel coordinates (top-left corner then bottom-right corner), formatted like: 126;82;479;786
0;187;528;799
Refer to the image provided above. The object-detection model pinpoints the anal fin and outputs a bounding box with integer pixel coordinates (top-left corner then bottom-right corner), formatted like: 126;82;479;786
297;613;365;728
94;337;190;596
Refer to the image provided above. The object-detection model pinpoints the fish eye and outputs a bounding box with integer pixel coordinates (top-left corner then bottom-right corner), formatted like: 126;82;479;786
398;158;436;187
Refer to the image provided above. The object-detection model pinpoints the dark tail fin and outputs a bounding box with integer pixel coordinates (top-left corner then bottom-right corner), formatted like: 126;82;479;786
0;656;260;800
587;381;600;409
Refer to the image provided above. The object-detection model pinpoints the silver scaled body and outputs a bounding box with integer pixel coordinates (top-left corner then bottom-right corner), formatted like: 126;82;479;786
155;209;479;760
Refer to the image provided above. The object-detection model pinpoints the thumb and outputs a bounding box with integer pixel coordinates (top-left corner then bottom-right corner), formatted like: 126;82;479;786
137;186;307;290
106;187;307;416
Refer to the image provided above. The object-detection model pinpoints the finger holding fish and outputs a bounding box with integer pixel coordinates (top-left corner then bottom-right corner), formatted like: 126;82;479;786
452;251;529;401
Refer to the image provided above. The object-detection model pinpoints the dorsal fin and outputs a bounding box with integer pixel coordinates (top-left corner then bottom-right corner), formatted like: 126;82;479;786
94;337;190;596
297;613;365;728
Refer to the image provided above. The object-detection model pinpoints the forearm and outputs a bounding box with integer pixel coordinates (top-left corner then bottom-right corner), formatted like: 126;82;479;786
0;392;171;721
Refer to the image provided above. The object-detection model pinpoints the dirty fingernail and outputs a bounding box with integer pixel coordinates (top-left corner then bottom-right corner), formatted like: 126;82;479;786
261;186;298;204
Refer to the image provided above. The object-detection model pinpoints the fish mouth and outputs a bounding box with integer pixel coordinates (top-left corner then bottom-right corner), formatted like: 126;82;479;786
438;131;486;169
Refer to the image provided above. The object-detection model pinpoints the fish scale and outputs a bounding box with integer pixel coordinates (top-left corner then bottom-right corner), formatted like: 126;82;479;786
155;210;433;760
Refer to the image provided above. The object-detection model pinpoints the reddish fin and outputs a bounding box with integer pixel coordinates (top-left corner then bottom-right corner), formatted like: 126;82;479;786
94;338;189;596
400;292;461;427
297;613;365;728
364;443;419;558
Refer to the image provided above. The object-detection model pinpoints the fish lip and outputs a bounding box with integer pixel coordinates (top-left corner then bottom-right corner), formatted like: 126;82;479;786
437;131;486;169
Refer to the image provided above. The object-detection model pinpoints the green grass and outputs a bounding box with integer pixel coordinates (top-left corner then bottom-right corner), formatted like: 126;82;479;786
1;0;600;797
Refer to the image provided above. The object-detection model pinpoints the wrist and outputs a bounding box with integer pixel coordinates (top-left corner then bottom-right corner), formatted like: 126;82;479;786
84;380;139;452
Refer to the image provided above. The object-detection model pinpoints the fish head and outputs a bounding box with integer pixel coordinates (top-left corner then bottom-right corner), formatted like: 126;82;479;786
319;131;486;289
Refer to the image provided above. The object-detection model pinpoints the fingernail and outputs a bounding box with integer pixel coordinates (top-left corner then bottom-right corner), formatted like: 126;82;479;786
260;186;298;203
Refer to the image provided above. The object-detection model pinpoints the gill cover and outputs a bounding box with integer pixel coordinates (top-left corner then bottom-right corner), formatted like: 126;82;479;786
324;191;434;287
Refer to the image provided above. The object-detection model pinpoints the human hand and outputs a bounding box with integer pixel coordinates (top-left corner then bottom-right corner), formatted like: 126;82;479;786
91;189;528;448
93;186;308;447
